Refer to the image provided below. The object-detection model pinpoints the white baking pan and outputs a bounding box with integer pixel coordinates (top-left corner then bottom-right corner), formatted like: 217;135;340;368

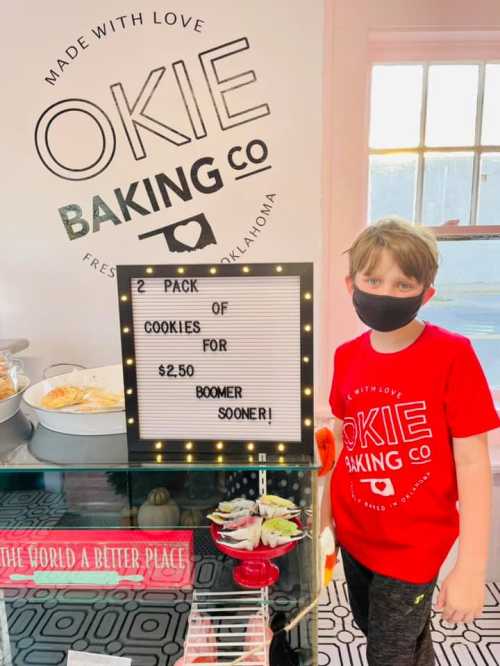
0;375;30;423
23;364;126;436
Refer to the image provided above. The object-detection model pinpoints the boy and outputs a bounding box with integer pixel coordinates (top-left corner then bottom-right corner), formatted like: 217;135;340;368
322;217;500;666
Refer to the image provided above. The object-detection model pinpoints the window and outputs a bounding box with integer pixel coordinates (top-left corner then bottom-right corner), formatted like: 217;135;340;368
420;240;500;390
369;63;500;236
368;62;500;390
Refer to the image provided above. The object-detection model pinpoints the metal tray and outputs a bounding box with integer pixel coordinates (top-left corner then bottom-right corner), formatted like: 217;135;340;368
28;425;128;465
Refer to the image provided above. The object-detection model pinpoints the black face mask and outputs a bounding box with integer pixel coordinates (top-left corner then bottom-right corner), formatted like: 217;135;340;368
352;286;425;332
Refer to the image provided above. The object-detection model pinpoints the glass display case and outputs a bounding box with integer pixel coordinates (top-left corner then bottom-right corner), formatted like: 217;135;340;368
0;423;319;666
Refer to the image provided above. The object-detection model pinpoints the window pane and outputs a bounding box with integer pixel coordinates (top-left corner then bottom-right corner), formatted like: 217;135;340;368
369;154;417;222
369;65;423;149
421;153;473;226
421;240;500;388
478;153;500;225
482;64;500;145
426;65;478;147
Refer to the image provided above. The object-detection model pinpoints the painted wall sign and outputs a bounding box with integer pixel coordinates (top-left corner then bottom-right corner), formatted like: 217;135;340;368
3;1;323;383
0;530;193;589
117;262;314;460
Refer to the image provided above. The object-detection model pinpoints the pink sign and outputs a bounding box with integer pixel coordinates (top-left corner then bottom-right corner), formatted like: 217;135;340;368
0;529;193;589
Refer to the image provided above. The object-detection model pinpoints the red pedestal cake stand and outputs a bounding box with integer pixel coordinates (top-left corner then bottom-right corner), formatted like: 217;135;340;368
210;522;301;588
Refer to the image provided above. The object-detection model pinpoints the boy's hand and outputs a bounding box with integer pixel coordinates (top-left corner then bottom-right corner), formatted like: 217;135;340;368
320;525;337;587
435;567;485;623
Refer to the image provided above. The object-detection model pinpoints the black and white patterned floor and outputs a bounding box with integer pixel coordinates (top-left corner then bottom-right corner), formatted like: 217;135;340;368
318;581;500;665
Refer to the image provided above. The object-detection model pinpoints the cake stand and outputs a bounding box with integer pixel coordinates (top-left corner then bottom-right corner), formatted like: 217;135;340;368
210;521;302;589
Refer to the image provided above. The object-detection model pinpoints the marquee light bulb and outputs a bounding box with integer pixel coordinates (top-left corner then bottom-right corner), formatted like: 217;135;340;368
126;388;133;395
146;267;154;274
210;267;217;274
121;294;128;302
185;442;193;451
304;292;312;300
303;356;310;363
155;442;162;450
247;442;255;451
216;441;224;450
126;358;134;366
122;327;130;334
304;324;312;332
304;387;312;396
276;265;283;273
128;418;134;425
243;266;250;273
177;267;185;274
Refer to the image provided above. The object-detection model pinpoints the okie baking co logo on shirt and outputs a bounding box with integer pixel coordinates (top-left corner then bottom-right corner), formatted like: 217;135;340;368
33;10;277;277
342;384;433;512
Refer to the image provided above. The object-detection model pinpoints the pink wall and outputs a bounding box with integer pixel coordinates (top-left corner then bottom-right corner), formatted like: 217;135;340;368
318;0;500;416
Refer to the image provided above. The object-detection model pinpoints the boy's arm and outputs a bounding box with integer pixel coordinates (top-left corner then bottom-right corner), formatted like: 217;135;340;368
436;432;492;623
333;418;344;462
319;418;343;531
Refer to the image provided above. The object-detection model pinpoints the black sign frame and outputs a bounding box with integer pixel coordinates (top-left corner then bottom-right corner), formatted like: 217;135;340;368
117;262;314;462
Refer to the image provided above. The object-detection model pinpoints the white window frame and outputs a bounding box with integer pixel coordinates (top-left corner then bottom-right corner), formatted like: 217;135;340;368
368;30;500;239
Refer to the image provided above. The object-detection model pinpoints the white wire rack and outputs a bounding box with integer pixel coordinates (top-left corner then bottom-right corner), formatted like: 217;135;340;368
183;457;271;665
183;588;269;665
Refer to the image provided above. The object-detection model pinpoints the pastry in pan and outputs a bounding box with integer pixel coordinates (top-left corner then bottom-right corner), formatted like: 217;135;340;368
0;377;15;401
41;386;85;410
40;385;124;412
70;387;124;412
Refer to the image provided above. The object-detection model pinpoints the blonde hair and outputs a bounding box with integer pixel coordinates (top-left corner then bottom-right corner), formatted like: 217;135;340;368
346;217;439;288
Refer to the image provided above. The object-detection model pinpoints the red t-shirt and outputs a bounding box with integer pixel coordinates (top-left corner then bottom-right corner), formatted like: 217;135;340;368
329;322;500;583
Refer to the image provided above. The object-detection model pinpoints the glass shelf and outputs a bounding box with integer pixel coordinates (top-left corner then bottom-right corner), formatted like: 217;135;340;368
0;456;318;473
0;420;318;472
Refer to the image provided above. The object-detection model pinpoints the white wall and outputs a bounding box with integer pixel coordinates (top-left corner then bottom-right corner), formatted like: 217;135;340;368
2;0;325;391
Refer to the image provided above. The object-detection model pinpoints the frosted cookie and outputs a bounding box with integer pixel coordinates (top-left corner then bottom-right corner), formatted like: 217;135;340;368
257;495;300;518
261;517;304;548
